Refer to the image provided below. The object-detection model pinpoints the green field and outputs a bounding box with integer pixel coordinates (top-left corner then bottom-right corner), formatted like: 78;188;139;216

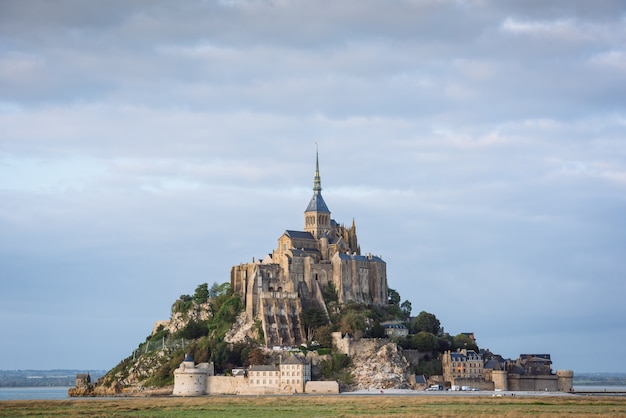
2;395;626;417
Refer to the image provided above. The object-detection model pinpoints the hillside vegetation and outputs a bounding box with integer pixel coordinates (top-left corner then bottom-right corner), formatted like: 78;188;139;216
88;282;471;394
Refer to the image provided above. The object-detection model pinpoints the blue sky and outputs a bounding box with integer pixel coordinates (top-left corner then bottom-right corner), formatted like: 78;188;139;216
1;1;625;373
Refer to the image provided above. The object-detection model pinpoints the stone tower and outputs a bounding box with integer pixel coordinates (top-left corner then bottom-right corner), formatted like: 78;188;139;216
304;149;331;239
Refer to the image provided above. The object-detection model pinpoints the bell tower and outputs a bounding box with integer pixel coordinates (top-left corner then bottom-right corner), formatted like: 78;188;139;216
304;148;331;239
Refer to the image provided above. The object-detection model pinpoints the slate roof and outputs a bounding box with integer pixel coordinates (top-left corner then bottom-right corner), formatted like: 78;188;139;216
249;365;279;372
450;353;465;361
337;253;384;263
305;191;330;213
483;358;500;369
290;248;320;257
284;230;315;240
520;354;552;363
383;323;407;329
281;355;304;365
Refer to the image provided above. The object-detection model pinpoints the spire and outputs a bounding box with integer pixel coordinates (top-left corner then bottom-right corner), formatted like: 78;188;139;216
305;145;330;214
313;144;322;192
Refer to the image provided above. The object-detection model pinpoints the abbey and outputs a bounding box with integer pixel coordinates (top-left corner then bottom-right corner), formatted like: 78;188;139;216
231;152;389;348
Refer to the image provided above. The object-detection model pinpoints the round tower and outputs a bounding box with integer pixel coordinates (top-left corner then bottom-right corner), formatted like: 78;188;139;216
173;354;207;396
492;370;508;391
556;370;574;392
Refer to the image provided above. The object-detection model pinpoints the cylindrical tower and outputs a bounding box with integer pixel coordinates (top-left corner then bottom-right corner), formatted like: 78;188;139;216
556;370;574;392
492;370;508;391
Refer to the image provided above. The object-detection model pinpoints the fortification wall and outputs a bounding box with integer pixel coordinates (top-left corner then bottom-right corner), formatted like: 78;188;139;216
401;349;430;367
331;332;388;357
206;376;266;395
507;374;558;391
452;377;494;391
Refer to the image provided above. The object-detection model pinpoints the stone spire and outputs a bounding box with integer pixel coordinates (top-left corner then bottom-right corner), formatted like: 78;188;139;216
313;145;322;192
304;146;330;239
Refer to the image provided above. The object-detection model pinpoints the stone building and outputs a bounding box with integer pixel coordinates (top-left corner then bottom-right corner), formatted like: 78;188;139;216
248;355;311;393
231;151;389;348
442;349;484;381
441;348;574;392
173;353;317;396
382;322;409;338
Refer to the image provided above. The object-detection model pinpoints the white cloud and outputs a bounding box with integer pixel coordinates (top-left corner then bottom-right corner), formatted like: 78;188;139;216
0;0;625;372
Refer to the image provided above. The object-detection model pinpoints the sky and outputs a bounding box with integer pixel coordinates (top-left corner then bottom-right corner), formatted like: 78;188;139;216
1;1;625;373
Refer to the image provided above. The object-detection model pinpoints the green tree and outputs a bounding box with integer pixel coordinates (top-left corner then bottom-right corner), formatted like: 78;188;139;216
314;324;336;348
247;347;267;366
400;300;412;321
452;333;478;352
411;331;438;352
388;288;401;305
208;282;222;298
412;356;443;377
437;335;452;353
322;282;338;304
176;320;209;339
369;320;386;338
411;311;441;335
339;311;366;338
300;306;328;341
193;283;209;303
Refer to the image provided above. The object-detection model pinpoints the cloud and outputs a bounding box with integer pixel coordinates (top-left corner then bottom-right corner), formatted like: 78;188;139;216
0;0;625;372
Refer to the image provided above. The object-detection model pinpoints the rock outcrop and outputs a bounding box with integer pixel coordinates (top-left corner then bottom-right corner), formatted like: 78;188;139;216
347;341;412;390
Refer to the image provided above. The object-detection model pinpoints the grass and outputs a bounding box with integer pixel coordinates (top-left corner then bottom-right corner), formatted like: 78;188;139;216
1;395;626;417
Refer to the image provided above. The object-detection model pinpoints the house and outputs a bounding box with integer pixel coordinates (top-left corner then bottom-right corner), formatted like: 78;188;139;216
442;349;484;382
382;323;408;338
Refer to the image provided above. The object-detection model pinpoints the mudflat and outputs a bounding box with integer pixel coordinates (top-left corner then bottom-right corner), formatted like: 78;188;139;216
2;394;626;417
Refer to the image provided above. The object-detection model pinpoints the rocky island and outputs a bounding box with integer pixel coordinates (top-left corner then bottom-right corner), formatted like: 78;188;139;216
72;151;572;397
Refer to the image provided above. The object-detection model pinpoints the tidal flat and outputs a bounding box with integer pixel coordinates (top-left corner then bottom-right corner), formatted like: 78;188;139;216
2;394;626;417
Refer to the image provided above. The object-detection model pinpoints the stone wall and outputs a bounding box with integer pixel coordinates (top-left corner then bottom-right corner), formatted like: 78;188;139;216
507;374;559;391
401;349;430;367
206;376;254;395
452;377;494;391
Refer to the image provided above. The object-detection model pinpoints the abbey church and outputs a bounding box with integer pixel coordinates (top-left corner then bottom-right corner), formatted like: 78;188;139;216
231;152;389;348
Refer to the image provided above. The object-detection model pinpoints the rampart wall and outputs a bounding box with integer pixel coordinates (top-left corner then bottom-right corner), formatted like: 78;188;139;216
507;374;558;391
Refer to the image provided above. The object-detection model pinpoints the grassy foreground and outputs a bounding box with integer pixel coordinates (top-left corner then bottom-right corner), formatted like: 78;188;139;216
1;395;626;417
